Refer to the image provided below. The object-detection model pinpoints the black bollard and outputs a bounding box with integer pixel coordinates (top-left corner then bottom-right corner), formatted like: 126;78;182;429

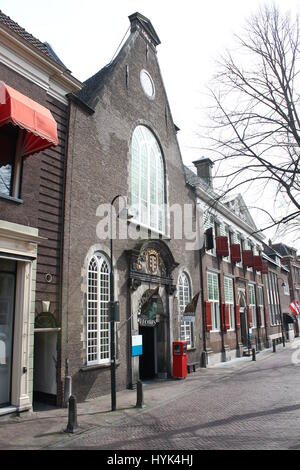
283;335;286;347
273;339;276;353
200;351;207;368
252;348;256;361
65;395;78;433
136;380;144;409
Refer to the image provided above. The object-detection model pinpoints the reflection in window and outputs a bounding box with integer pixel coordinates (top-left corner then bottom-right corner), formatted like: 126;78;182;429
0;124;18;197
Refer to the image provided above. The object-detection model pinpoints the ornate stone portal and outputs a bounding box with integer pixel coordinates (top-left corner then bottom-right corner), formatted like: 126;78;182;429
127;241;178;387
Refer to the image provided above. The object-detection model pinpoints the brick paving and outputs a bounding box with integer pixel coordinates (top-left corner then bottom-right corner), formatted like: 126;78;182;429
48;340;300;450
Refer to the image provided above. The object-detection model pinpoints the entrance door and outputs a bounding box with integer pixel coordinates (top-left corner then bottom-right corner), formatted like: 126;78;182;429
0;260;16;407
240;307;249;347
139;326;156;380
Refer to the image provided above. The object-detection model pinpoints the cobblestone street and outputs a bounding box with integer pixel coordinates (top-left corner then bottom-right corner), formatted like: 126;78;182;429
49;341;300;450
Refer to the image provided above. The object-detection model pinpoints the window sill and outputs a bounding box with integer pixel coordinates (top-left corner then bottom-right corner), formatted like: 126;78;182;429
128;218;169;240
80;360;120;372
0;193;23;204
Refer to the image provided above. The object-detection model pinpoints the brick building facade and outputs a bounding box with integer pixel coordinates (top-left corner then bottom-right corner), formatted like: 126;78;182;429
0;10;81;413
0;9;298;413
61;13;201;402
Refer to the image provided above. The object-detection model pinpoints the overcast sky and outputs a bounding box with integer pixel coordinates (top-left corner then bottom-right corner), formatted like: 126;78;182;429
1;0;299;248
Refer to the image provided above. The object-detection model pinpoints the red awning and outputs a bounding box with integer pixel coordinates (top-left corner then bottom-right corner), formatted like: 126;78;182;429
0;82;58;157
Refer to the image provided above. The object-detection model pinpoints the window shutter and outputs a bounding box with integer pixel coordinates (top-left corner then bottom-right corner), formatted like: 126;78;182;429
224;304;230;331
253;256;263;271
264;306;269;326
231;244;241;263
205;301;212;332
256;305;261;327
242;250;254;267
248;306;253;327
261;260;269;274
216;236;229;257
235;305;240;328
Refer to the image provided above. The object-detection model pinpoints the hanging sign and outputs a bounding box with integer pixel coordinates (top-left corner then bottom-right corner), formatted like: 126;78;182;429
132;335;143;357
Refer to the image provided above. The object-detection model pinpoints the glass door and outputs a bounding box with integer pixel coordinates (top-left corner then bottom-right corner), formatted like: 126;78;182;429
0;259;16;407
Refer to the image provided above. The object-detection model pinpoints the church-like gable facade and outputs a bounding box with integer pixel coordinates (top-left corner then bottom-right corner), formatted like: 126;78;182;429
61;13;201;400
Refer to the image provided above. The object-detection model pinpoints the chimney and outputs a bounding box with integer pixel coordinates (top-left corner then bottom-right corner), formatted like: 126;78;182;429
268;239;272;247
193;158;214;188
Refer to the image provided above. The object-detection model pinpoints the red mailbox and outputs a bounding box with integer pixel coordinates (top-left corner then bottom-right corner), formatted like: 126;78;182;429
173;341;187;379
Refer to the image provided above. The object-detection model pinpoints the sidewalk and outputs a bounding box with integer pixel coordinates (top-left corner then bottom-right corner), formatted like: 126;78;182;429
0;337;299;450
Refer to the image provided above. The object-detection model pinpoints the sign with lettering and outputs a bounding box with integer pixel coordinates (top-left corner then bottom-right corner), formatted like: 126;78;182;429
132;335;143;357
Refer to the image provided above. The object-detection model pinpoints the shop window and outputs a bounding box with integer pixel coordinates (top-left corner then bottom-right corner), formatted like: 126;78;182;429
0;124;21;198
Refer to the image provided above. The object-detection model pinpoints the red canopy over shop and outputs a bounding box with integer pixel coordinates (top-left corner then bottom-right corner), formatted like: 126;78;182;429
0;81;58;157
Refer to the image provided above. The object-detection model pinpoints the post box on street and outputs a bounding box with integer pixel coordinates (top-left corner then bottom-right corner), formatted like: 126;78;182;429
172;340;187;379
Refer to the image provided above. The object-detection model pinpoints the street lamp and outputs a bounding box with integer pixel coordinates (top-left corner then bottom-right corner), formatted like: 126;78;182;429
109;195;133;411
277;276;287;347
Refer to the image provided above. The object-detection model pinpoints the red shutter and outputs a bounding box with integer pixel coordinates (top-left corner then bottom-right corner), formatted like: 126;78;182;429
248;306;253;327
264;306;269;326
231;244;241;263
224;304;230;331
235;305;240;329
242;250;254;267
205;301;212;332
256;305;261;327
253;256;263;271
216;236;229;257
261;260;269;274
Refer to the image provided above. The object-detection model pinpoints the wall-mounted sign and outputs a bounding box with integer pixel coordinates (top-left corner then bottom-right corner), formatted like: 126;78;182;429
132;335;143;356
138;317;157;327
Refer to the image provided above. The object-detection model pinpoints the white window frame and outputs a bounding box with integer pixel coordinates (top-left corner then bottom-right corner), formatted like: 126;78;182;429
257;285;265;327
248;283;257;328
87;253;111;366
233;231;243;268
207;271;220;331
204;213;216;256
224;276;235;330
130;125;166;234
178;272;195;349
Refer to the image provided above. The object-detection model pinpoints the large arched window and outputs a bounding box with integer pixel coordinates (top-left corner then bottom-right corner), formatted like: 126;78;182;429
87;253;110;365
130;125;165;233
178;272;195;349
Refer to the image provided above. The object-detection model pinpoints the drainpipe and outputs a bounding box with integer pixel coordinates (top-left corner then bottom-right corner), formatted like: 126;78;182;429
199;245;207;367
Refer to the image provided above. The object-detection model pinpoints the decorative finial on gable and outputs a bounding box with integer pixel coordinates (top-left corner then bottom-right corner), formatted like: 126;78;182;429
128;12;161;48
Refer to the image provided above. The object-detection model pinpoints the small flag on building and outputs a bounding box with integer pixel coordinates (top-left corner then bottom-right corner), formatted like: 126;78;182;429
184;292;200;315
289;301;300;316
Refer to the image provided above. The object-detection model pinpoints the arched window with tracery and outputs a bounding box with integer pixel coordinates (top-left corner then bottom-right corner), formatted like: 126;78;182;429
178;272;194;349
87;253;110;365
130;125;165;233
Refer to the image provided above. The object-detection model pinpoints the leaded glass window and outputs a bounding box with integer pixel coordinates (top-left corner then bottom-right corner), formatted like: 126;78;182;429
207;272;220;330
224;276;235;330
178;272;194;348
130;126;165;233
87;253;110;365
